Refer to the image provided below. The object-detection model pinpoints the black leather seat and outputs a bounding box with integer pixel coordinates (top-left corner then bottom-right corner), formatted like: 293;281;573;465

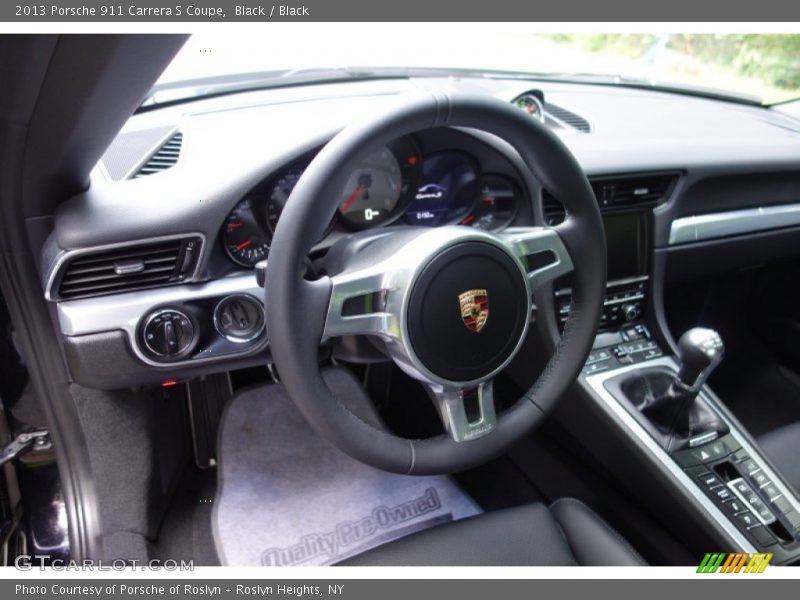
758;422;800;494
340;498;645;566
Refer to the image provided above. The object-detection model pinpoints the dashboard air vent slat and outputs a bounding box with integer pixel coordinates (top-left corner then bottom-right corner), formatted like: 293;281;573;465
133;131;183;178
590;173;679;209
544;102;591;133
61;262;178;288
55;237;201;300
606;175;677;205
541;172;679;225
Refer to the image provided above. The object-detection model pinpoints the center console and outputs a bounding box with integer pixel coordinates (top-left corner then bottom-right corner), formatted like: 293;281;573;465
563;207;800;564
584;356;800;563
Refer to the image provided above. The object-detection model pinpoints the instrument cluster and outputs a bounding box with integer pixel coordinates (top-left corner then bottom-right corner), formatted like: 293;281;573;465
221;135;523;267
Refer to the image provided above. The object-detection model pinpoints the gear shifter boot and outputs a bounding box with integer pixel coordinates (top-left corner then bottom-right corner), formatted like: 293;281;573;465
604;366;729;452
622;370;727;448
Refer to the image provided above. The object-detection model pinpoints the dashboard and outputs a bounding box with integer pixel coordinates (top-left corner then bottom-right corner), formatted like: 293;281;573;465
39;76;800;389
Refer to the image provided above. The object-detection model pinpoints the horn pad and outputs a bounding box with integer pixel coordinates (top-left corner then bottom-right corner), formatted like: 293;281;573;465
406;242;529;382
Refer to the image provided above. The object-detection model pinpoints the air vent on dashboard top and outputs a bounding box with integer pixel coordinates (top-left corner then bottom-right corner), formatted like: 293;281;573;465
133;131;183;178
544;102;591;133
541;173;679;225
53;237;201;300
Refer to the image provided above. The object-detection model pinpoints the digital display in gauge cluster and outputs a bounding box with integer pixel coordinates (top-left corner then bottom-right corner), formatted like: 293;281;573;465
404;153;520;231
404;152;478;227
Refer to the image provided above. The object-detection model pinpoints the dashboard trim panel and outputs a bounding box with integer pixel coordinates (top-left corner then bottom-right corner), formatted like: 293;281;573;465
668;202;800;245
57;273;265;368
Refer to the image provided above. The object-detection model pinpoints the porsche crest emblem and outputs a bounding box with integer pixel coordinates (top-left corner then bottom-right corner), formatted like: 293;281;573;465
458;289;489;333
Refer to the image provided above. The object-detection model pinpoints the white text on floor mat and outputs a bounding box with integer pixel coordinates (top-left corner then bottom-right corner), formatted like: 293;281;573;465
261;488;444;566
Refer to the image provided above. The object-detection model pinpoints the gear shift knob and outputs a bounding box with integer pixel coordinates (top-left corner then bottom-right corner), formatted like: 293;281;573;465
674;327;724;391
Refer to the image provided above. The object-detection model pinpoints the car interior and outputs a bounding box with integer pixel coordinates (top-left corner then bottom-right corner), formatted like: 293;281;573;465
1;33;800;567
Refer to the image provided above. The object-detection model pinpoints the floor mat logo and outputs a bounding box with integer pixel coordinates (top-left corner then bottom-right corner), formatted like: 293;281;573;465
261;487;442;566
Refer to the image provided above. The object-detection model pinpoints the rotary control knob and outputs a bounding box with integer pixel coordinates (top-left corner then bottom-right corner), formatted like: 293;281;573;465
622;303;640;322
214;294;265;343
141;308;198;360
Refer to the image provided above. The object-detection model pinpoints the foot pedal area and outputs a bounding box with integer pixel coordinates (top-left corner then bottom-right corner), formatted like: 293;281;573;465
187;374;231;469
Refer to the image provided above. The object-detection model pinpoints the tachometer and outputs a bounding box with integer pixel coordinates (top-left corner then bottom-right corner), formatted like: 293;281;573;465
337;139;420;229
223;198;271;267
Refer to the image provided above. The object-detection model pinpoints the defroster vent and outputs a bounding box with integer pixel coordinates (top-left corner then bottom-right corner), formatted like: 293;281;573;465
133;131;183;178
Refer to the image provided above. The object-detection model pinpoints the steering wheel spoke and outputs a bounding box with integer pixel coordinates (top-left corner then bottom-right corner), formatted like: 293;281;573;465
323;265;400;340
501;227;574;290
428;380;497;443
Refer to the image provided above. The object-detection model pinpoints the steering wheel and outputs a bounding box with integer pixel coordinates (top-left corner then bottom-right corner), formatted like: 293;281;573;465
265;92;606;475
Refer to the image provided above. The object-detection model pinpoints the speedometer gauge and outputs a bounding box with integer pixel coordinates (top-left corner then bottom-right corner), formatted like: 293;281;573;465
266;167;304;234
266;164;335;238
223;198;271;267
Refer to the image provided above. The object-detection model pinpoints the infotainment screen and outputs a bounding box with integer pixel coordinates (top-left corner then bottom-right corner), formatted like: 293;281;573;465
603;212;647;282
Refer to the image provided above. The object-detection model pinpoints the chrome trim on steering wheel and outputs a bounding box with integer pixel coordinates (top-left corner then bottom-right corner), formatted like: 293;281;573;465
429;380;497;442
501;227;574;288
322;225;574;440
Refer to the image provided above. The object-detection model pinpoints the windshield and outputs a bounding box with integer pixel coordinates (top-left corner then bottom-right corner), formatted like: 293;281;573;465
154;28;800;106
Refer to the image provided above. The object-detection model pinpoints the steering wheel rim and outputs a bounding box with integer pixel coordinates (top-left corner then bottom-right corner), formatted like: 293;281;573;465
265;92;606;475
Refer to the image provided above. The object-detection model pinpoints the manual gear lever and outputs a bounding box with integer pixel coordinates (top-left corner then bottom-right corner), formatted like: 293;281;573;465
672;327;725;393
632;327;727;449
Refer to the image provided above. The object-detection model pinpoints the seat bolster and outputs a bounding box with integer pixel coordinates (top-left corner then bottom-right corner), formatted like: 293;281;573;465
757;422;800;493
549;498;646;566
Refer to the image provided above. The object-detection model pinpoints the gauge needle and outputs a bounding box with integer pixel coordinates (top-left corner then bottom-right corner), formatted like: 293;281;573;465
340;184;365;213
236;240;252;251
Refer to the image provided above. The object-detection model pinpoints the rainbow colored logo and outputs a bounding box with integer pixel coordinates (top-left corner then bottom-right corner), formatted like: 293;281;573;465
697;552;773;573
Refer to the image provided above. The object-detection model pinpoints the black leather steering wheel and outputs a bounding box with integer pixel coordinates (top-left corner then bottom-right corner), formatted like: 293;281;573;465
265;92;606;475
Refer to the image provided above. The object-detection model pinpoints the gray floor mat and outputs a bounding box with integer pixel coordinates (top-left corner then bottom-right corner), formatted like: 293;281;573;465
213;375;481;566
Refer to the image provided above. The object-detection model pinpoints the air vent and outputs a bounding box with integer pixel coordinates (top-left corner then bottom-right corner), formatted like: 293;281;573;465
541;190;567;226
544;102;591;133
591;174;679;208
541;173;679;225
54;237;201;300
133;131;183;178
